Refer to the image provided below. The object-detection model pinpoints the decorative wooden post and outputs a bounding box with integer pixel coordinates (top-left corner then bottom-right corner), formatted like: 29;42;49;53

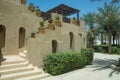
77;11;80;26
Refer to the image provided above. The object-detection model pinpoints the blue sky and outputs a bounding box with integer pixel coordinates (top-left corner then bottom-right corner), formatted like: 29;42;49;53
26;0;118;17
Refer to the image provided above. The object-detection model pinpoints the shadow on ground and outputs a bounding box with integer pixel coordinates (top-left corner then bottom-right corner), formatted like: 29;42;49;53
86;58;120;77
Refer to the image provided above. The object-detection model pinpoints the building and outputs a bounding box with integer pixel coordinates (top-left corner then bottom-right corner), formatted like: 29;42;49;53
0;0;86;66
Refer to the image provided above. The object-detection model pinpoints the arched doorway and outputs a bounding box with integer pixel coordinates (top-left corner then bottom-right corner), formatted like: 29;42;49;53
52;40;57;53
0;25;6;65
69;32;74;50
19;27;25;48
0;25;6;48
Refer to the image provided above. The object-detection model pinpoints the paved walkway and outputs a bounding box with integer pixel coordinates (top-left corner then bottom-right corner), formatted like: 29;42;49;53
42;53;120;80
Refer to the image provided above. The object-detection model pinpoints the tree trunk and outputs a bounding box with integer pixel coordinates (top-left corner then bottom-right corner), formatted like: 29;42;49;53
104;33;107;44
108;30;112;54
116;35;118;46
113;34;116;46
118;35;120;45
101;33;103;44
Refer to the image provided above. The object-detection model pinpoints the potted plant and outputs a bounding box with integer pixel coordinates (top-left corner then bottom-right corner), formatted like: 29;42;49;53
47;19;55;30
71;17;77;24
21;0;26;5
36;6;41;17
28;3;35;12
55;15;61;27
48;18;53;23
31;32;36;38
38;21;45;34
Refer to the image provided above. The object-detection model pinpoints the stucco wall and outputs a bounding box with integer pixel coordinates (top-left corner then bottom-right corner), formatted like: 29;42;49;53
0;0;42;54
27;20;86;66
0;0;86;67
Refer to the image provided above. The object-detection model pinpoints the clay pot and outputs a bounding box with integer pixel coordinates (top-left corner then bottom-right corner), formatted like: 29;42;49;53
47;23;55;30
36;11;41;17
55;21;61;27
21;0;26;5
38;28;45;34
28;5;35;12
71;20;77;25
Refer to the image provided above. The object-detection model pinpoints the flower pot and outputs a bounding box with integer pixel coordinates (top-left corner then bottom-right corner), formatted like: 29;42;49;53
36;11;41;17
55;21;61;27
31;33;35;38
47;23;55;30
38;28;45;34
71;20;77;25
21;0;26;5
28;6;35;12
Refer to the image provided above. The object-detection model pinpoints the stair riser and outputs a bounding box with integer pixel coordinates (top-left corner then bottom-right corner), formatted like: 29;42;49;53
1;68;34;76
0;63;28;70
2;60;26;65
2;72;41;80
19;55;26;59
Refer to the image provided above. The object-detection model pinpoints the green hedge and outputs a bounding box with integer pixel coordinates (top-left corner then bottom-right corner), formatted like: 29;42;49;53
81;48;94;65
93;45;120;55
43;50;94;75
111;47;120;55
93;45;108;53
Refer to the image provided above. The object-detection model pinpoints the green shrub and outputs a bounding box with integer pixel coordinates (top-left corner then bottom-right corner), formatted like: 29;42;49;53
81;48;94;64
111;47;120;55
93;45;120;55
43;51;93;75
93;45;108;53
116;45;120;48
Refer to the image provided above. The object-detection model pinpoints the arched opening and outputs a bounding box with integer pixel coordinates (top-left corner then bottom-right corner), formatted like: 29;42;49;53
52;40;57;53
69;32;74;50
0;25;6;48
19;27;25;48
0;25;6;64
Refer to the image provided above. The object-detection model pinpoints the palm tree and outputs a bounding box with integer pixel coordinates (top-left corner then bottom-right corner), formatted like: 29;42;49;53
111;0;120;4
82;13;96;47
95;2;120;53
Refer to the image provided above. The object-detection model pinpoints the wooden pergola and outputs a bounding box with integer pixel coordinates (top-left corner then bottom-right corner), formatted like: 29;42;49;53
46;4;80;25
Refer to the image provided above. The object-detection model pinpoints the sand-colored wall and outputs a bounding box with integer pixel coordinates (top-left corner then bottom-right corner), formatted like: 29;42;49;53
0;0;86;66
27;18;86;66
0;0;42;54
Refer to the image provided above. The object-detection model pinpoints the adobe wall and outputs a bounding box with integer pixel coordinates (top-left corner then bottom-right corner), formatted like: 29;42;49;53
0;0;86;67
0;0;42;54
27;18;86;66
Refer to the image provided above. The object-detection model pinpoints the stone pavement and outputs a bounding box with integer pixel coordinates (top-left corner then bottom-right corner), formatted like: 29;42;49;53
42;53;120;80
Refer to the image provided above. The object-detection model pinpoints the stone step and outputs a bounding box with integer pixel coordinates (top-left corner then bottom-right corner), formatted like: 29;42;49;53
0;61;28;70
0;70;42;80
0;65;34;76
2;60;26;65
19;50;27;59
16;73;50;80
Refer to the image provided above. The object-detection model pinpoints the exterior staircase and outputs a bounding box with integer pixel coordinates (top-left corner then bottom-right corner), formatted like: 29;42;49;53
0;54;50;80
